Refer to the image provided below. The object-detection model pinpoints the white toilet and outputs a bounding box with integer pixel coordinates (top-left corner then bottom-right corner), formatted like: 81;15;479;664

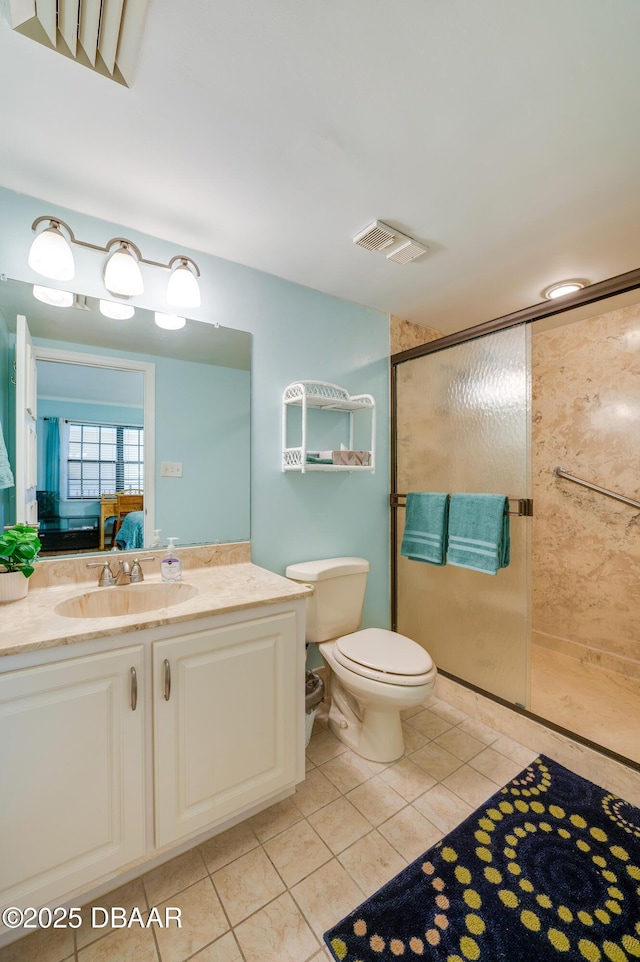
285;557;437;763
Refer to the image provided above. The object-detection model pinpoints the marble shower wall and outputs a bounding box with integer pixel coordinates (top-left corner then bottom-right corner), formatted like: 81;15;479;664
531;301;640;675
390;316;443;355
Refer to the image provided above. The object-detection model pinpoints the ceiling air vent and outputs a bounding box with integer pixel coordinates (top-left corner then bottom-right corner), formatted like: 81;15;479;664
386;239;428;264
353;220;428;264
5;0;150;87
353;220;398;252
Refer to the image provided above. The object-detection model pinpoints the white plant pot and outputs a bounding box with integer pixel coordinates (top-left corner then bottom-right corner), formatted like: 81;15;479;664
0;571;30;603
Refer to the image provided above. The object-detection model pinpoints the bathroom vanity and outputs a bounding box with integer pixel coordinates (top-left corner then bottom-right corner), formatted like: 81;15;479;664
0;546;311;936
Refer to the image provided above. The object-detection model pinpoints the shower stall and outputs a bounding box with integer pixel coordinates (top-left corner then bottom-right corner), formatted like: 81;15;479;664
391;275;640;768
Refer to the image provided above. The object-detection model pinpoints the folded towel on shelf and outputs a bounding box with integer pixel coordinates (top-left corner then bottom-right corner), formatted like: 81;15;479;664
400;492;450;565
306;453;334;464
447;493;510;575
0;420;14;490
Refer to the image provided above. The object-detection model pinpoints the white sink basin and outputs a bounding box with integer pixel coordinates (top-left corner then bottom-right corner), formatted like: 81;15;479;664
55;582;199;619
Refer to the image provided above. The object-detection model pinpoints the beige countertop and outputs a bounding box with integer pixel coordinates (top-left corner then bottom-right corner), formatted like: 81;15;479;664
0;562;312;658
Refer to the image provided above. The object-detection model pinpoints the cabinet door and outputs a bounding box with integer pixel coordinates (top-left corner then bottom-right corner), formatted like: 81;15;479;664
154;612;298;847
0;646;145;913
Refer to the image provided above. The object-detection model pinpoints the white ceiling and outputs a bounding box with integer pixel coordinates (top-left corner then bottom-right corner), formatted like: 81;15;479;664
1;0;640;335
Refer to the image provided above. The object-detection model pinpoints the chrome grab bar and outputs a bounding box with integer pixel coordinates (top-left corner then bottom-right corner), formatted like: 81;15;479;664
553;467;640;510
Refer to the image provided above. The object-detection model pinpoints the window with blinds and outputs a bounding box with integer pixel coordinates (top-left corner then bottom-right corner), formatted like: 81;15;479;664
67;422;144;498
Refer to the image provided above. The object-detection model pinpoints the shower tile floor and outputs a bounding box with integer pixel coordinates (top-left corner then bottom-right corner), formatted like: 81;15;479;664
530;644;640;765
0;695;540;962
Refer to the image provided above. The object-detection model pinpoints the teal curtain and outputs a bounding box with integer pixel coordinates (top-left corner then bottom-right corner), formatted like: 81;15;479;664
43;418;61;494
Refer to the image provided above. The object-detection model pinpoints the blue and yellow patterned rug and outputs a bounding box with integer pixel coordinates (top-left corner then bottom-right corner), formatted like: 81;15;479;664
324;755;640;961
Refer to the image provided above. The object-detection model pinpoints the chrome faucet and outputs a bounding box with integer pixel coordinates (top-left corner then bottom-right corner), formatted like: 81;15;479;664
115;560;132;585
87;557;156;587
87;560;116;587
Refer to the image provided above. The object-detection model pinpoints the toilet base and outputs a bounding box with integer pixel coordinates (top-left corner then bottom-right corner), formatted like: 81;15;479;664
327;697;405;763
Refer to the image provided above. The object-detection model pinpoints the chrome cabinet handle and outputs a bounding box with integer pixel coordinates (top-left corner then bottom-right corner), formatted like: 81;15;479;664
163;659;171;701
130;666;138;711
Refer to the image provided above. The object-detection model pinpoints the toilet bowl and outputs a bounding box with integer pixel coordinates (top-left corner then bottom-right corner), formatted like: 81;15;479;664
320;627;437;762
285;557;437;763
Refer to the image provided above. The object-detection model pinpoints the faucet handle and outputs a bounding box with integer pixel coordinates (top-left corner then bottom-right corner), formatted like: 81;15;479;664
87;561;116;587
130;557;156;583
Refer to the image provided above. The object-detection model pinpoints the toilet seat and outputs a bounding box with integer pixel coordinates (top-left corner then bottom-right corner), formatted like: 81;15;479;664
333;628;435;687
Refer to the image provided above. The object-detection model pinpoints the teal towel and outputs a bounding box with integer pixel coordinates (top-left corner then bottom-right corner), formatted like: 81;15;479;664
306;454;333;464
0;420;14;490
401;492;450;565
447;493;510;575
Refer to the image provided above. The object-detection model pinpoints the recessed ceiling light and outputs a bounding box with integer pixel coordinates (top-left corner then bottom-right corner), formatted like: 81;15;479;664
542;280;588;300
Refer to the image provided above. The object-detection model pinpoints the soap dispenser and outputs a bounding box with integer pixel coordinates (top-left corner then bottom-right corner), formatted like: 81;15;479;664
161;537;182;582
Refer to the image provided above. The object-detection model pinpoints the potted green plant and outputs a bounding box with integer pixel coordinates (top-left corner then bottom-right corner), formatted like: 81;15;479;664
0;525;41;603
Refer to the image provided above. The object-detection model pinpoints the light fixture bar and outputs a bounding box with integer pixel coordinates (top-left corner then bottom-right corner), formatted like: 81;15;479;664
30;215;202;306
30;217;200;273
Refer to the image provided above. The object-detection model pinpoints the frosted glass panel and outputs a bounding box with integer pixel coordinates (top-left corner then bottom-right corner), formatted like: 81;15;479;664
395;326;530;705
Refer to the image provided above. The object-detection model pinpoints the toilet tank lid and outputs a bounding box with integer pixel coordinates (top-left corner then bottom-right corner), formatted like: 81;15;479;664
285;557;370;582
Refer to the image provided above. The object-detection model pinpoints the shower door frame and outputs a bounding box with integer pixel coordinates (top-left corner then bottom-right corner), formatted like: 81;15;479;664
390;265;640;770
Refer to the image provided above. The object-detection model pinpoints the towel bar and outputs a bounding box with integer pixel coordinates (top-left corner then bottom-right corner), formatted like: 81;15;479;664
390;494;533;516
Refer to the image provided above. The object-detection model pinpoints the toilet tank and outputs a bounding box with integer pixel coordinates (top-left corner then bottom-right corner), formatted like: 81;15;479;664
285;557;369;643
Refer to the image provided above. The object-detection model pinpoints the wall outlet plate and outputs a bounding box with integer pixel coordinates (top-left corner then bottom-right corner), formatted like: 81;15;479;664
161;461;183;477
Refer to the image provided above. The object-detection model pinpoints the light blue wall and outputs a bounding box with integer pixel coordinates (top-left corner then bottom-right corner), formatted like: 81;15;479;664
154;357;250;544
0;186;391;630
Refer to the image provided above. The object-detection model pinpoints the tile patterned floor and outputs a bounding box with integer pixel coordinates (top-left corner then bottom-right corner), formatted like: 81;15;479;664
0;695;539;962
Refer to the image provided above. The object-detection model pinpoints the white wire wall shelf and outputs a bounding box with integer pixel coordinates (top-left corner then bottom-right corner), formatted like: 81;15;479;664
282;380;376;473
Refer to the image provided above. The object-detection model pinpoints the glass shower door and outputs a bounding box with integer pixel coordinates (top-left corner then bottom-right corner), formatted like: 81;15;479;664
394;325;531;706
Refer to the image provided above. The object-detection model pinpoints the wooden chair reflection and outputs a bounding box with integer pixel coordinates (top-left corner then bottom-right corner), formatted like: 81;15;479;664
100;490;144;550
99;494;118;551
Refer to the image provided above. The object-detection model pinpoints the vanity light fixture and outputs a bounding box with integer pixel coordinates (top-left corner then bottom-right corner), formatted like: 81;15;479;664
103;241;144;297
166;258;201;309
32;285;74;308
29;216;202;308
28;221;75;281
99;299;136;320
542;279;588;300
154;312;186;330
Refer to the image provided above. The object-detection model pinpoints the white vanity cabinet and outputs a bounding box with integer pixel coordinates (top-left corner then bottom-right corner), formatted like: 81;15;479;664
0;646;145;913
0;590;305;935
153;611;298;846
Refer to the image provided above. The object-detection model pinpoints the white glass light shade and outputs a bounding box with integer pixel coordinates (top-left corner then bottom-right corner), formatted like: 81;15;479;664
154;312;186;330
28;224;75;281
100;299;135;320
166;260;201;309
33;285;73;307
103;244;144;297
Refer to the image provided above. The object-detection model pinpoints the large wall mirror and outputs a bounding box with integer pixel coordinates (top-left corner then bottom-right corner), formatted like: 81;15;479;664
0;278;251;557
